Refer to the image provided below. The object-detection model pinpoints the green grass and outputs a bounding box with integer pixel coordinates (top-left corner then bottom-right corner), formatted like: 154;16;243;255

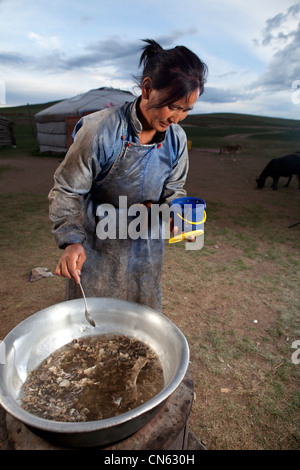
0;101;60;158
183;111;300;150
161;134;300;448
0;193;52;255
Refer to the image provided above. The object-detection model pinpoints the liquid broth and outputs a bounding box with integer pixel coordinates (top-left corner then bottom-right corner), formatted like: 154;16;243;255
20;334;164;422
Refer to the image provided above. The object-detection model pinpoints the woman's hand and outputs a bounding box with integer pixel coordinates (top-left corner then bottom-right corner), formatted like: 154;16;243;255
170;217;195;242
170;217;179;237
55;243;87;284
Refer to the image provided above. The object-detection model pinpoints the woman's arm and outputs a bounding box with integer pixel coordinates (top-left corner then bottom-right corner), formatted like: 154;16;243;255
160;126;189;205
48;118;102;281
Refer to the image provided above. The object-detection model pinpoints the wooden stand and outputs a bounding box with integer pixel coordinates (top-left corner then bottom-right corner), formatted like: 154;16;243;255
0;369;205;450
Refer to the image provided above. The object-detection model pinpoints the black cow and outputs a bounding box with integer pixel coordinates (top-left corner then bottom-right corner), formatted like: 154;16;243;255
256;154;300;190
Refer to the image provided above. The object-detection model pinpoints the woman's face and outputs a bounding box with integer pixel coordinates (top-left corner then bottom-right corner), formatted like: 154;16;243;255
140;85;200;133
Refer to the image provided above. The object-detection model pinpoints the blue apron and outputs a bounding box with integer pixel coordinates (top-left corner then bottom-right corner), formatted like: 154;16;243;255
50;100;188;312
67;127;168;311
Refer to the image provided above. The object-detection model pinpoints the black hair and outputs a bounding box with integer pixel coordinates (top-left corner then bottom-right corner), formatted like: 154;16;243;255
137;39;208;108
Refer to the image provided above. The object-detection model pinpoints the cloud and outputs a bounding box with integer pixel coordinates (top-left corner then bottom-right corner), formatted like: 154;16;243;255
252;3;300;91
216;71;239;80
257;31;300;90
28;32;60;50
80;15;93;25
201;86;255;104
0;37;136;80
0;52;25;66
62;37;139;71
57;30;197;71
1;30;198;82
261;2;300;47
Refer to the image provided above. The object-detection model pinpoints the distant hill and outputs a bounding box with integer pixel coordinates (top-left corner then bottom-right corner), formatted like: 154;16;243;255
1;101;299;127
183;112;300;150
1;101;299;156
0;101;61;118
184;111;300;128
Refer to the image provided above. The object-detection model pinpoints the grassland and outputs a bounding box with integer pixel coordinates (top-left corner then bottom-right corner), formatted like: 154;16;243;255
0;101;300;449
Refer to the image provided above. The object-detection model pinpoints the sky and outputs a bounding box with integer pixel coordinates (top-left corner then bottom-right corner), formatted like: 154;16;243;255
0;0;300;119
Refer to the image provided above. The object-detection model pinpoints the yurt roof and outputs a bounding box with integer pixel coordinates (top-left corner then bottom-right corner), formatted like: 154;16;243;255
35;87;136;123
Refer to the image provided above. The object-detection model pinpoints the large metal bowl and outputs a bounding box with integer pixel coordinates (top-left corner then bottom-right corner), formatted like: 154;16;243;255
0;298;189;447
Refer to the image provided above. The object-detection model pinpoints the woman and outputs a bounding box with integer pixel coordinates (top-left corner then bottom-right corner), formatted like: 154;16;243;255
49;39;207;311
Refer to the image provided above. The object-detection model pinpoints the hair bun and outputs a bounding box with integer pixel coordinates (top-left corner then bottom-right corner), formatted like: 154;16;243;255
139;39;163;67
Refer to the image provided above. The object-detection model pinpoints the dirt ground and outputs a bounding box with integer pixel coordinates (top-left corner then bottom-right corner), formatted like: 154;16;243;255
0;155;61;194
0;147;299;450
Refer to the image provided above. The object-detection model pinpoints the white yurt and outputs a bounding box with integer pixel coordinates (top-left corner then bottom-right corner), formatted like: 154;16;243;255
35;87;136;153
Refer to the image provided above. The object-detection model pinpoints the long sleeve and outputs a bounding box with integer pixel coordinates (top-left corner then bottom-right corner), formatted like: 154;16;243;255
160;126;189;205
48;103;127;249
48;118;102;248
